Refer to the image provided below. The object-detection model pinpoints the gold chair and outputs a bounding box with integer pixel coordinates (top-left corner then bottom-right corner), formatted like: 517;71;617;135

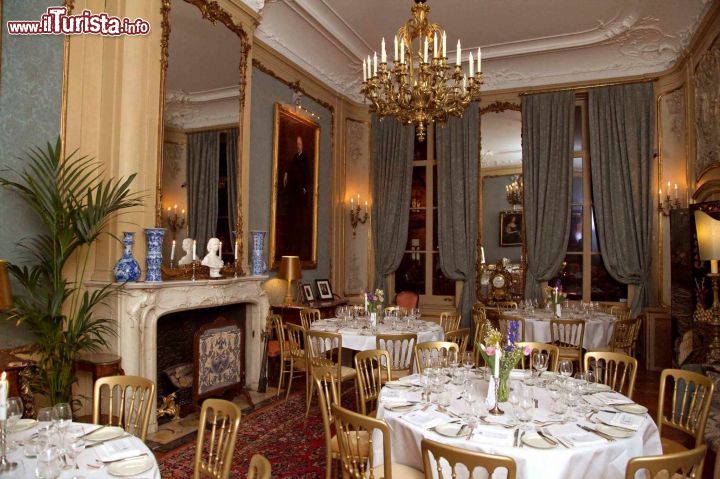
270;315;292;397
376;333;417;380
92;375;155;442
306;330;357;417
193;398;241;479
625;445;707;479
657;369;715;454
312;364;344;479
285;323;310;402
421;438;518;479
498;315;526;342
246;454;271;479
496;301;518;312
515;342;559;372
550;319;586;370
584;351;638;399
332;404;423;479
414;341;460;373
300;308;321;330
472;308;492;368
445;328;470;354
355;349;391;416
439;311;461;333
611;318;641;356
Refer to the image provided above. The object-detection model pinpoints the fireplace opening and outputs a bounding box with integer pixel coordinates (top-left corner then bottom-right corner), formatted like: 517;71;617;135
156;303;247;420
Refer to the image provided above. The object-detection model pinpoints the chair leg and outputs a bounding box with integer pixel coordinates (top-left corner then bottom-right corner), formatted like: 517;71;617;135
306;376;315;418
286;359;294;400
276;359;285;397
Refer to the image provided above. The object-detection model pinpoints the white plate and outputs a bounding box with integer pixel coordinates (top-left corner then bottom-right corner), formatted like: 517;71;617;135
615;404;648;415
11;418;36;433
432;423;470;438
84;426;126;442
522;434;556;449
589;383;612;392
107;455;154;477
596;423;634;438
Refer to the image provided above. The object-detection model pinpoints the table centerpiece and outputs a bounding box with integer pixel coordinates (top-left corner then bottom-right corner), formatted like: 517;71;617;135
478;322;531;402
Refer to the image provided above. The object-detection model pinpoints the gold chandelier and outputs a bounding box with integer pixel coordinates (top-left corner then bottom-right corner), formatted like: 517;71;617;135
360;0;483;141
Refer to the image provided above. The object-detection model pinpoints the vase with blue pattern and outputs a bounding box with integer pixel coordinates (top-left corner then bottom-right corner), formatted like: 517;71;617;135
250;230;267;276
113;232;142;282
144;227;166;282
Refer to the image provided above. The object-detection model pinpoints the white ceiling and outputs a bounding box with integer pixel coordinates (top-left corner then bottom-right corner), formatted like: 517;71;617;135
255;0;714;101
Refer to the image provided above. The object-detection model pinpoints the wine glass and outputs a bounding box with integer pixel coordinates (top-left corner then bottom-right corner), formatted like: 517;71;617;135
6;396;23;450
448;349;459;370
533;353;548;382
508;381;522;423
559;359;574;380
52;402;73;451
66;438;86;477
462;351;475;377
517;395;534;431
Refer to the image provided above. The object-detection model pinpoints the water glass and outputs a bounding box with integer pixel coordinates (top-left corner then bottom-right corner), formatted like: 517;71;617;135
24;436;43;458
559;359;574;379
67;439;86;478
35;447;62;479
51;402;72;451
533;353;548;380
517;397;534;430
6;396;23;450
508;381;522;423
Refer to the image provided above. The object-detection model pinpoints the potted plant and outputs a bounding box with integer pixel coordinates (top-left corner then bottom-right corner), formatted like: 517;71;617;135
0;139;142;406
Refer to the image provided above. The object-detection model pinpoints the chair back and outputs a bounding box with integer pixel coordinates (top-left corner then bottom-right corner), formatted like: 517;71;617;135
421;438;517;479
625;445;707;479
472;309;492;368
246;454;272;479
193;398;241;479
332;404;391;479
550;319;585;366
311;365;340;459
92;375;155;441
445;328;470;354
496;301;518;312
657;369;715;447
395;291;419;309
584;351;638;399
611;318;641;356
270;314;286;357
439;311;461;333
498;315;526;343
355;349;391;415
307;330;345;387
376;333;417;377
285;323;307;363
414;341;459;373
515;342;559;372
300;308;321;330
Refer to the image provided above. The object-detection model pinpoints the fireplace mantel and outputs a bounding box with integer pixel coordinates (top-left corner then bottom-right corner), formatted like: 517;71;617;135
86;276;269;431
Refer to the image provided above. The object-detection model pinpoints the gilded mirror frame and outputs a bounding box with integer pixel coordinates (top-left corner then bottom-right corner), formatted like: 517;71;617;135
156;0;251;269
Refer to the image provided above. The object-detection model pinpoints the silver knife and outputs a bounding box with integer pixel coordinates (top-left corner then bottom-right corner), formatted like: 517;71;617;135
513;428;520;447
577;424;613;441
537;430;557;446
543;429;570;449
86;434;132;448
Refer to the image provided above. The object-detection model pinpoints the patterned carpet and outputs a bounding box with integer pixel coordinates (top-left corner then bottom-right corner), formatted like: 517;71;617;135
158;387;346;478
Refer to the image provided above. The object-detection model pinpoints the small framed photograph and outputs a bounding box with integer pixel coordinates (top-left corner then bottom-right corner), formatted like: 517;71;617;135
315;279;334;300
301;283;315;303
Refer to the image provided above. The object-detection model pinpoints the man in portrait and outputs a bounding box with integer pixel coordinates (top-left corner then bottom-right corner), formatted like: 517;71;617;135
277;135;312;259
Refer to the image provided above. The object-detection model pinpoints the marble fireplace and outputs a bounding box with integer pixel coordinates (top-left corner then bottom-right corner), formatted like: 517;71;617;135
86;277;269;432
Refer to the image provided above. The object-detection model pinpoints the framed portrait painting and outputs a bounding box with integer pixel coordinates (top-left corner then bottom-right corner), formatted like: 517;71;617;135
499;211;523;246
269;104;320;270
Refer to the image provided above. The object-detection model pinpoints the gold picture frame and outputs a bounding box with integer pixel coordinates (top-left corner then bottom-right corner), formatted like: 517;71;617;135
269;103;320;270
499;211;523;247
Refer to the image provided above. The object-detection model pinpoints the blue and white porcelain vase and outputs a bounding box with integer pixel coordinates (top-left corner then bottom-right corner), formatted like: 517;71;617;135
250;230;267;276
144;227;166;282
113;232;141;282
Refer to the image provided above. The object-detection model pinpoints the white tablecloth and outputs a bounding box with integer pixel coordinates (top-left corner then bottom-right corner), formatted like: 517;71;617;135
506;310;616;350
3;421;160;479
310;318;444;352
374;376;661;479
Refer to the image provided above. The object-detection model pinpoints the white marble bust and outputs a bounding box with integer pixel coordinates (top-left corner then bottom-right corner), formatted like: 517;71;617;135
178;238;194;266
201;237;224;277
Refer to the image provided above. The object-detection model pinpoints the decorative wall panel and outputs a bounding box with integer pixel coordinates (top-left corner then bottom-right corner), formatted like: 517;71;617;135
694;34;720;180
344;119;370;295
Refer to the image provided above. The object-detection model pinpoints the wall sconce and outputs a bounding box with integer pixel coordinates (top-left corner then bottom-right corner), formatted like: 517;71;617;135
349;193;369;237
165;204;186;238
658;181;681;216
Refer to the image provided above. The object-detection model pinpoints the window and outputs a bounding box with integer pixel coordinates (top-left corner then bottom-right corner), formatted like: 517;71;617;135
552;100;627;302
393;131;455;304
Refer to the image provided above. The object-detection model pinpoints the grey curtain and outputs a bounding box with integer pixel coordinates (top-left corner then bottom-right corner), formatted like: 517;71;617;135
371;115;414;292
225;128;239;236
589;82;655;317
436;103;479;326
187;130;220;255
522;91;575;301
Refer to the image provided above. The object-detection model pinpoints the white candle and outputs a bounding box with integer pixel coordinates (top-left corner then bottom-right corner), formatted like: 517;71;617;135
373;52;377;76
469;52;474;77
477;47;482;73
362;58;367;82
394;36;398;62
494;343;501;378
423;37;428;63
433;32;438;58
192;240;197;261
442;31;447;57
364;293;368;312
0;371;7;420
400;39;405;64
674;184;678;200
218;241;222;257
456;39;461;65
234;241;239;261
170;240;176;261
381;37;386;63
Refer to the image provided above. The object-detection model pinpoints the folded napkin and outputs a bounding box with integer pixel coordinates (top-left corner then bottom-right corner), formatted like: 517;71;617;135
557;432;606;447
339;328;361;334
597;412;644;431
383;401;419;413
593;392;634;406
473;425;514;444
400;410;447;429
95;438;144;462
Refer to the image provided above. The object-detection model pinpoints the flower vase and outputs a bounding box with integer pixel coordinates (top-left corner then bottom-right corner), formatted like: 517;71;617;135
144;228;166;282
497;371;510;402
250;230;267;276
370;312;377;328
113;232;141;282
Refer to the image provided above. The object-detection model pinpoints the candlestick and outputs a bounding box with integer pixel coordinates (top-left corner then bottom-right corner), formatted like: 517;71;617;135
488;377;504;416
456;39;461;65
469;52;474;77
234;241;239;261
381;37;386;63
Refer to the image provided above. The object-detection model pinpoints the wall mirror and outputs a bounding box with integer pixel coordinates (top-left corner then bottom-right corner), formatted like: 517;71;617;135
157;0;249;265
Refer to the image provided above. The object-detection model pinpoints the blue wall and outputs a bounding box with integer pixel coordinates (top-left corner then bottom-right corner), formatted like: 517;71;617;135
482;175;522;264
0;0;64;347
249;67;332;284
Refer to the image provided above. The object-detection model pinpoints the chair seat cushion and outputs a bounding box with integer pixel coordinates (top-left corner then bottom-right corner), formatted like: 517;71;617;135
340;366;357;380
371;463;424;479
661;437;689;455
330;431;370;457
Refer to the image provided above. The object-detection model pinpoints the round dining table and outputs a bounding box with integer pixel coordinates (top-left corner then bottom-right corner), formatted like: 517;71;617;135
2;421;160;478
374;373;662;479
309;317;445;352
505;309;616;351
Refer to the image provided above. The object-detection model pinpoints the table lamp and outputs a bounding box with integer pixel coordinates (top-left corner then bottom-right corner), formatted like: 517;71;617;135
694;210;720;363
0;260;13;311
278;256;301;305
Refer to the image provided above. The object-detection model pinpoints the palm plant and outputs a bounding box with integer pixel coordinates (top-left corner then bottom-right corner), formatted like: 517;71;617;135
0;138;143;405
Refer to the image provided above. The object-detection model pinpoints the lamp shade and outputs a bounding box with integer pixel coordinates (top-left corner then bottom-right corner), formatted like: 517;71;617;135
695;211;720;261
278;255;302;281
0;260;13;311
